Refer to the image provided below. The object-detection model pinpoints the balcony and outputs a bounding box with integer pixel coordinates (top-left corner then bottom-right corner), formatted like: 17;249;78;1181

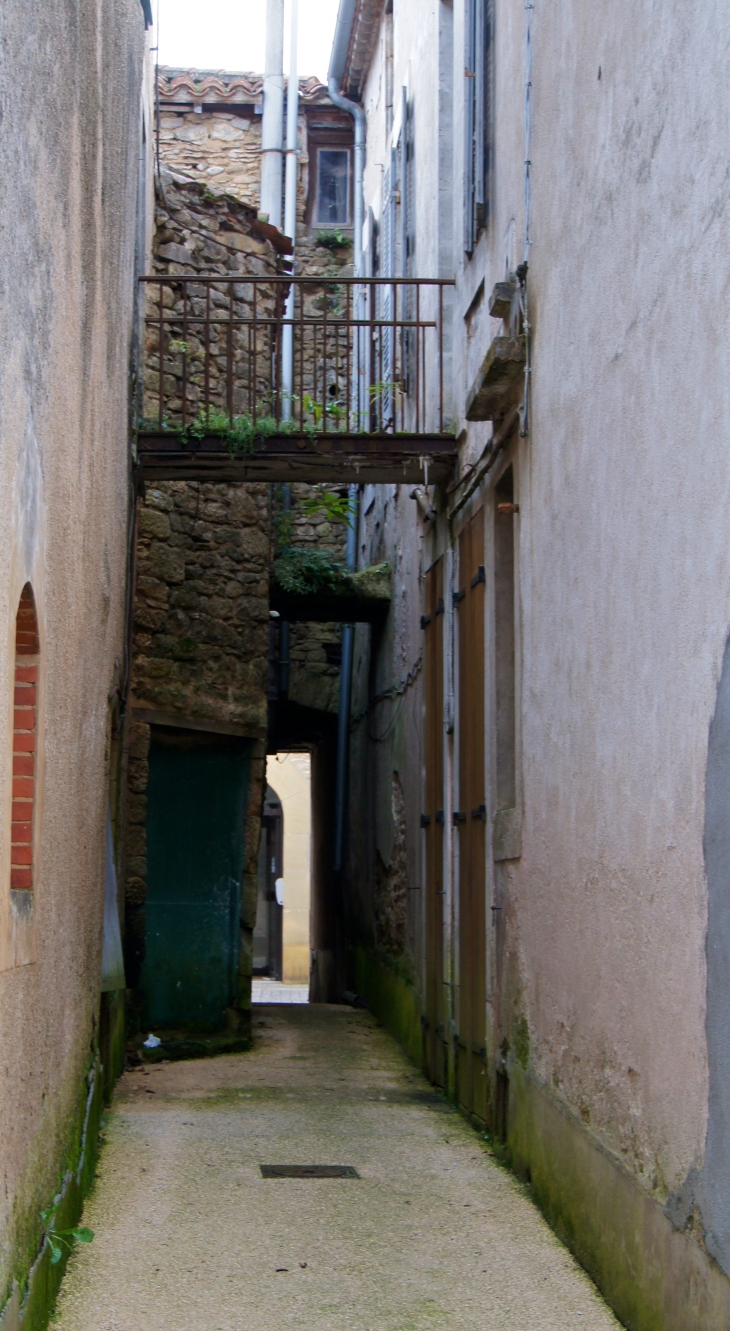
137;275;456;484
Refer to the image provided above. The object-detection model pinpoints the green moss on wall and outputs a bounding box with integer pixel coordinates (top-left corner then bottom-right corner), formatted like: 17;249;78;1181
353;946;423;1068
99;991;126;1105
508;1064;730;1331
0;1060;103;1331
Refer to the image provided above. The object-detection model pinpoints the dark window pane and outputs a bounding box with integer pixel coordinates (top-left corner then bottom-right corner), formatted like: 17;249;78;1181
317;149;349;226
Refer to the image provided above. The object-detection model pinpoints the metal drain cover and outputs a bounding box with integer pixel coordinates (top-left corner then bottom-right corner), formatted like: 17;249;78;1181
260;1165;360;1179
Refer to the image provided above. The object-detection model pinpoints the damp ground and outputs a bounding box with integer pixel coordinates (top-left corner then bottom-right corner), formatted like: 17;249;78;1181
52;1005;621;1330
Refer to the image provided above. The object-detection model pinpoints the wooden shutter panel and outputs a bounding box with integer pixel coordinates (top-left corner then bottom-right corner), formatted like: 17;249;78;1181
464;0;476;254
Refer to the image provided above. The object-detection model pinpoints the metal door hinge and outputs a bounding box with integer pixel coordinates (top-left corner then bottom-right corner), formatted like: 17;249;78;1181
420;613;432;628
471;804;487;821
453;588;466;604
471;565;486;588
435;809;445;825
420;813;431;828
453;811;466;825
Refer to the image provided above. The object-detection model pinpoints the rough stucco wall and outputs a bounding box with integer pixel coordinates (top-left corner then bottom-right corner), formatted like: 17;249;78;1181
354;0;729;1276
511;0;730;1206
349;2;444;1004
0;0;145;1297
349;482;425;983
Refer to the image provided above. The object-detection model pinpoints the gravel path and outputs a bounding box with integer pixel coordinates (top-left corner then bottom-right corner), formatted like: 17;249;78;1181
52;1004;621;1331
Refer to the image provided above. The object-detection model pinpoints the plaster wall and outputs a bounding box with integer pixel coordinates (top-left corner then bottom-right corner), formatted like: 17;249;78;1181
350;0;730;1309
509;0;729;1210
0;0;146;1298
267;753;311;984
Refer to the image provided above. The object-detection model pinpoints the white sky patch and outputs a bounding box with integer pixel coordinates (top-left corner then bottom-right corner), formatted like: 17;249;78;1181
155;0;340;85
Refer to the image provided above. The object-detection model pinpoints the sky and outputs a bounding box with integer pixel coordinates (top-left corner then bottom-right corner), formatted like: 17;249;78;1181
155;0;340;84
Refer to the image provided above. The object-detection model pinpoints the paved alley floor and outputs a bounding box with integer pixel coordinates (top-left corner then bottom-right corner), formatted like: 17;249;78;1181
251;979;309;1003
53;1006;621;1331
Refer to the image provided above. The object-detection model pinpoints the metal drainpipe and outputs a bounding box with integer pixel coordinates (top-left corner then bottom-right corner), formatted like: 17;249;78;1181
281;0;299;418
328;44;365;874
279;484;291;696
277;2;298;709
261;0;284;229
334;489;359;872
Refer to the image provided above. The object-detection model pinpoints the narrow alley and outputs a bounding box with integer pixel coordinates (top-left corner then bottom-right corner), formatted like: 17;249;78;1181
52;1007;619;1331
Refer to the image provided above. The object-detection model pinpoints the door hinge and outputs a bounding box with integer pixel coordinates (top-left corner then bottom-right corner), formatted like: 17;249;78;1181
471;565;486;588
453;588;466;605
420;613;432;628
453;811;466;825
471;804;487;821
420;813;431;828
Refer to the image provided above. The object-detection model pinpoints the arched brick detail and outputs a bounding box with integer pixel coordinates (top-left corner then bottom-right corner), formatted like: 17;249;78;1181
11;584;39;893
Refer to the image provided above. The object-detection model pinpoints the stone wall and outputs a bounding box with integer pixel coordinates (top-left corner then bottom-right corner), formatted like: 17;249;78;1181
144;171;282;428
126;480;270;1009
278;483;349;716
154;84;354;723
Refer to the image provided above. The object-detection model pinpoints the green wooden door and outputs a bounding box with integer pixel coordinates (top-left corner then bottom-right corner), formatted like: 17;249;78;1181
141;729;251;1030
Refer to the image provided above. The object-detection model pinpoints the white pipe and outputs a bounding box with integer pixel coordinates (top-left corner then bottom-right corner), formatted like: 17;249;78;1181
326;79;364;278
261;0;284;229
281;0;299;420
328;10;367;870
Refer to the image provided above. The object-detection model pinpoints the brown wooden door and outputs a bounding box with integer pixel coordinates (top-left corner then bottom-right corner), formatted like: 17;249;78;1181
423;558;445;1085
456;508;488;1122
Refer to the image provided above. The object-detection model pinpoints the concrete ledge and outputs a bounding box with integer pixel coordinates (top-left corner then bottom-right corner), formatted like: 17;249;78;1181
508;1066;730;1331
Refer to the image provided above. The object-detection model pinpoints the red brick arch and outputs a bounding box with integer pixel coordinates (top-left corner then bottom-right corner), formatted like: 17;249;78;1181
11;584;39;893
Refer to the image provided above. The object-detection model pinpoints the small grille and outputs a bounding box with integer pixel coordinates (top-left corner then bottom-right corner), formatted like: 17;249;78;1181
260;1165;360;1179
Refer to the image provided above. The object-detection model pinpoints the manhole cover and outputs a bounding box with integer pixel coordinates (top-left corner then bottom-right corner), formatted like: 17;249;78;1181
260;1165;360;1179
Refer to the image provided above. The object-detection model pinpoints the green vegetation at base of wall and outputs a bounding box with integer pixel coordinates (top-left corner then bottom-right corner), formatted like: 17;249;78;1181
99;990;126;1105
353;947;423;1068
0;1058;103;1331
507;1065;730;1331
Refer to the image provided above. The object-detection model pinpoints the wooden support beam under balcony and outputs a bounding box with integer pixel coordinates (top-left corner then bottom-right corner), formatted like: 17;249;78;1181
136;430;456;484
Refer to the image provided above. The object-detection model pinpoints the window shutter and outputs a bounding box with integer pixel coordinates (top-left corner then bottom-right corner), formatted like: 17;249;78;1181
465;0;492;251
464;0;476;254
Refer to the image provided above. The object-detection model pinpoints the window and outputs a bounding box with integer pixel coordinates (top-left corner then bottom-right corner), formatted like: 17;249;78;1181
316;149;350;227
11;585;39;897
464;0;493;253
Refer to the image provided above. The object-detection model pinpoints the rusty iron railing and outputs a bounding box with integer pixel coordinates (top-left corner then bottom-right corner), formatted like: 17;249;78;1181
139;275;454;441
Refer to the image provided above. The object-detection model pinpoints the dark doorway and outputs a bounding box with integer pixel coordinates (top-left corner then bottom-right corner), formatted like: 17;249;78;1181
140;728;251;1030
253;788;284;979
